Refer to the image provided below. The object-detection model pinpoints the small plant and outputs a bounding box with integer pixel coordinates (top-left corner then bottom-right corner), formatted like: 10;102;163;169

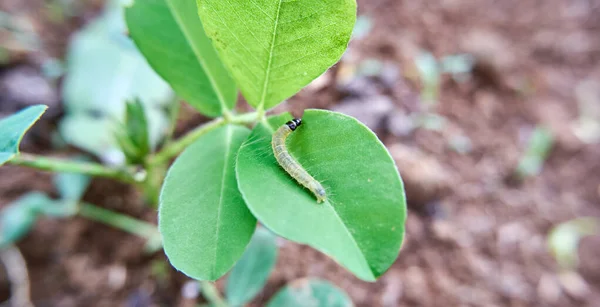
0;0;407;302
515;126;554;178
415;51;474;105
201;227;353;307
548;217;599;270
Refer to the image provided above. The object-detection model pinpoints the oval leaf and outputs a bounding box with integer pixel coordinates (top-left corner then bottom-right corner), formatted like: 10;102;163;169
226;227;278;306
236;110;406;281
197;0;356;111
126;0;237;117
160;124;257;280
267;279;353;307
0;105;47;166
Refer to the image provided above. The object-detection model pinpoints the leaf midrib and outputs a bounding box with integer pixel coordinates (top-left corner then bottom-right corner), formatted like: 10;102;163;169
257;0;283;111
212;125;234;277
165;0;229;113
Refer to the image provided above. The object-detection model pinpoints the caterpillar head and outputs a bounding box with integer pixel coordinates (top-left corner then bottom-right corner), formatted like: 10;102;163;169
286;118;302;131
315;187;327;203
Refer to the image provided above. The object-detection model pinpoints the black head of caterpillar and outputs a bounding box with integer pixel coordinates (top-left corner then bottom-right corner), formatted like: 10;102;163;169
286;118;302;131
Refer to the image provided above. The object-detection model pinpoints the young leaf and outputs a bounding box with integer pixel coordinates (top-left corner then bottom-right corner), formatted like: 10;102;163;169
226;227;278;306
0;192;54;248
61;2;172;160
516;126;554;178
197;0;356;111
0;105;47;166
266;279;353;307
115;99;151;163
160;125;257;280
126;0;237;117
236;110;406;282
54;171;92;202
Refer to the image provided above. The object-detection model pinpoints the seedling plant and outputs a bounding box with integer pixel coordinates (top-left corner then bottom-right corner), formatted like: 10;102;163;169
0;0;407;303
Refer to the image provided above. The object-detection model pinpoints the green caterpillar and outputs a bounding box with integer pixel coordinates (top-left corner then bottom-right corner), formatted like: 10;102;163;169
272;118;326;203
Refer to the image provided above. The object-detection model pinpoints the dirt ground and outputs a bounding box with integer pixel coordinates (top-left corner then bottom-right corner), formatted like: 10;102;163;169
1;0;600;306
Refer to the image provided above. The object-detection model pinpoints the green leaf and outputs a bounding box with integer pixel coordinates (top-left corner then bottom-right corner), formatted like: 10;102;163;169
124;99;150;155
115;99;151;163
160;125;257;280
0;105;47;166
236;110;406;281
197;0;356;111
0;192;53;247
266;279;353;307
60;2;172;159
516;126;554;178
548;217;599;269
226;227;278;306
54;169;92;201
126;0;237;117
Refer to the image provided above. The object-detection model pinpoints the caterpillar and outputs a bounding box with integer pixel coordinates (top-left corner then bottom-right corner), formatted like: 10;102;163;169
272;118;327;203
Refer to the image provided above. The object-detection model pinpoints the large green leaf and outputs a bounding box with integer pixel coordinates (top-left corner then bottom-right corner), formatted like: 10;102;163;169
126;0;237;117
160;125;256;280
60;2;172;159
267;279;353;307
236;110;406;281
226;227;278;306
0;105;47;166
197;0;356;111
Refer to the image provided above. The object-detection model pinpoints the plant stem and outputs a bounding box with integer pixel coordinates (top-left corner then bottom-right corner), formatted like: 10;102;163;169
199;281;228;307
9;153;138;184
148;117;225;166
148;112;259;166
78;202;162;253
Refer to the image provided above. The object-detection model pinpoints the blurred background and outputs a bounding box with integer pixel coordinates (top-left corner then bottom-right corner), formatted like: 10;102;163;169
1;0;599;306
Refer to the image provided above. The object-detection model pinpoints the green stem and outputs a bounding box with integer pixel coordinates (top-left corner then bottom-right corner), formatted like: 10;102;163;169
147;112;259;166
199;281;228;307
256;106;266;123
78;202;162;252
9;153;137;184
148;117;226;166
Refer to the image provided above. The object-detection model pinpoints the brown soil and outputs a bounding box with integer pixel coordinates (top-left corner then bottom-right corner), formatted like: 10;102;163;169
1;0;600;306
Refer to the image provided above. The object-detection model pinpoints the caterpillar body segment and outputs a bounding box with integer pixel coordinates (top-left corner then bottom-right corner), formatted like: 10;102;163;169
272;118;327;203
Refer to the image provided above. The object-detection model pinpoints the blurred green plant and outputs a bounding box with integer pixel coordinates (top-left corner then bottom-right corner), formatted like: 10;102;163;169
548;217;599;270
415;51;475;105
572;80;600;144
515;126;554;178
0;0;406;299
0;11;40;64
0;169;160;251
59;0;173;164
352;15;372;40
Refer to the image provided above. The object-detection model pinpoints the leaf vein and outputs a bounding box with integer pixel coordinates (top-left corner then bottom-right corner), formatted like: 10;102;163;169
257;0;283;110
212;125;234;277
